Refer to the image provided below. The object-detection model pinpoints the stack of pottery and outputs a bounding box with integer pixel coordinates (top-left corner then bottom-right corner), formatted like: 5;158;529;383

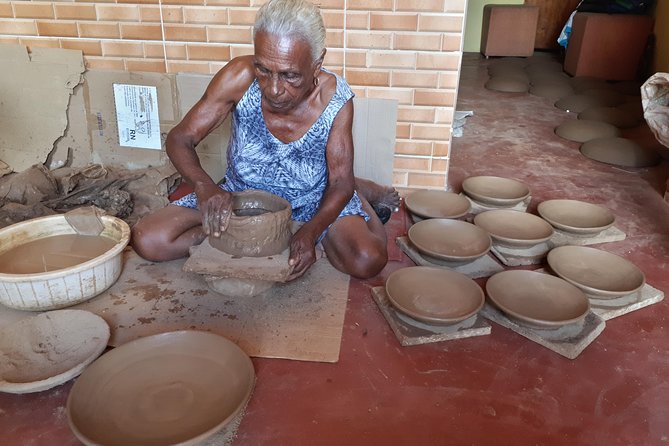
404;189;471;223
461;175;530;209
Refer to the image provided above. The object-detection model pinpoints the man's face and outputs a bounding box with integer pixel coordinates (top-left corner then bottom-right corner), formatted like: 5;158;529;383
253;31;318;114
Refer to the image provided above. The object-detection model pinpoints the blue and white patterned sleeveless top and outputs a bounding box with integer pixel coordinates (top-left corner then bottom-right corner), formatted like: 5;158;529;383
174;69;368;223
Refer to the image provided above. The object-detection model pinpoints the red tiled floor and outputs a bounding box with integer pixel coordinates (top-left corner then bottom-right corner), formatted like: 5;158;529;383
2;53;668;445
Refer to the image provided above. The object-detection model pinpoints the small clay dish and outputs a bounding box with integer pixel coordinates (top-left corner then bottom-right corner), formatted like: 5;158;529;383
408;219;492;263
461;175;530;206
473;210;554;248
210;189;292;257
67;330;255;446
385;266;485;325
486;270;590;328
555;119;620;143
0;310;109;394
405;190;471;220
537;199;615;235
547;246;646;299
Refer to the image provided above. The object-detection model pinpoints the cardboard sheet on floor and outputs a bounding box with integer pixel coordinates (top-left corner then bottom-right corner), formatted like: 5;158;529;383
0;45;84;172
74;249;349;362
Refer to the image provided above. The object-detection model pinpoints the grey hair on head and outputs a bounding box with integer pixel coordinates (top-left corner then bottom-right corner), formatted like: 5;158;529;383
254;0;326;62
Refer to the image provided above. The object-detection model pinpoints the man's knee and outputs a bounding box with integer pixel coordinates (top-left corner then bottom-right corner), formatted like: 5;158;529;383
348;243;387;279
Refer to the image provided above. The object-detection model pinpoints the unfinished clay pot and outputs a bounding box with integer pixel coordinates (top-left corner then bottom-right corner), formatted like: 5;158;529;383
555;119;620;143
210;190;292;257
473;210;554;248
580;137;661;167
404;190;471;219
407;219;491;263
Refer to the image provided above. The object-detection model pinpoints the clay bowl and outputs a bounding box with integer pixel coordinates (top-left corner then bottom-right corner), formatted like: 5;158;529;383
529;81;574;100
473;210;554;248
547;246;645;299
67;330;255;446
385;266;484;325
537;199;615;235
555;119;620;143
0;310;109;394
408;219;492;264
210;189;292;257
578;106;640;129
555;94;621;113
404;190;471;220
580;137;661;168
0;215;130;311
486;270;590;328
461;175;530;206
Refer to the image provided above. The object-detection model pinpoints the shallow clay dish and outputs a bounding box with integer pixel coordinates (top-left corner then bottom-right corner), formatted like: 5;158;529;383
408;219;492;263
547;246;645;299
473;210;554;248
67;330;255;446
555;119;620;143
580;137;661;168
485;77;529;93
486;270;590;328
385;266;484;325
461;175;530;206
0;310;109;394
537;199;615;234
405;190;471;219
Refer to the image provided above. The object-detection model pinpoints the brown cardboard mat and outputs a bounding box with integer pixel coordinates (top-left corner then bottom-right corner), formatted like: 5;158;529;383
0;248;351;363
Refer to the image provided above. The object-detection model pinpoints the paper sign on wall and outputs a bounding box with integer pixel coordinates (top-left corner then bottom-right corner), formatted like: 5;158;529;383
113;84;161;150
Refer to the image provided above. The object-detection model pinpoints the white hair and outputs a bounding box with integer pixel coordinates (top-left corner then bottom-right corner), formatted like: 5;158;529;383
254;0;326;62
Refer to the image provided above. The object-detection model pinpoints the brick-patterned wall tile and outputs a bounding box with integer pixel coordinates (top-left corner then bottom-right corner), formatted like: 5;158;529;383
418;14;463;32
395;122;410;139
394;32;440;51
37;20;78;38
54;4;96;21
324;49;366;68
368;51;416;69
207;26;252;44
0;36;21;45
442;34;461;51
414;89;455;107
125;58;167;73
347;0;393;11
84;56;126;71
168;60;210;73
102;40;144;58
20;37;60;50
145;42;188;59
229;44;254;58
366;87;413;105
344;68;389;87
183;6;228;24
164;24;207;42
161;0;206;5
445;0;467;13
431;158;449;173
140;6;184;24
117;0;159;5
187;43;231;61
434;107;454;124
394;156;430;171
407;172;446;189
13;2;54;19
391;70;438;88
396;0;445;13
397;106;434;123
369;12;417;31
79;22;121;39
208;0;252;6
325;30;344;48
0;4;12;18
61;39;103;56
0;19;38;36
322;11;369;30
394;172;409;188
411;123;450;141
346;31;391;49
96;5;140;22
228;8;258;25
396;139;432;156
416;52;460;70
313;0;346;9
120;23;161;40
438;71;458;89
433;141;450;157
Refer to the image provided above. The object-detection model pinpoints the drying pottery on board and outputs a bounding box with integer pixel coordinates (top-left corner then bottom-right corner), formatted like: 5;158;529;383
210;189;292;257
547;246;645;299
537;199;615;235
473;210;554;248
0;310;109;394
0;214;130;311
404;190;471;220
484;77;529;93
385;266;484;325
485;270;590;329
580;137;661;167
555;94;621;113
555;119;620;143
67;330;255;446
407;218;491;264
461;175;530;206
578;106;640;129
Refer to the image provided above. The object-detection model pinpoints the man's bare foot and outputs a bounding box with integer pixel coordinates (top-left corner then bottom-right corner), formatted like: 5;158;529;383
355;177;401;213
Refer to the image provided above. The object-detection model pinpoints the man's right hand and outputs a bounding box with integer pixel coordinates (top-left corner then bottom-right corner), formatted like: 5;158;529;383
195;183;233;238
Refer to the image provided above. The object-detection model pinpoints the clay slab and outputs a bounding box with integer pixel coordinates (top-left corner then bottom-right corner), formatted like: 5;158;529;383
371;286;491;347
396;236;504;279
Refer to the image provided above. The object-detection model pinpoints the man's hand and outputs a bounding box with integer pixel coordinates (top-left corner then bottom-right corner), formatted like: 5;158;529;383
195;183;233;238
286;226;319;281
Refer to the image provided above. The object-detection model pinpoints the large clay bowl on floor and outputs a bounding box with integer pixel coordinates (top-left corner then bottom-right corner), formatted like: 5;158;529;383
529;81;574;100
578;106;640;129
0;215;130;311
537;199;615;235
485;77;529;93
555;94;621;113
385;266;484;325
580;137;661;167
461;175;530;206
67;330;255;446
210;189;292;257
555;119;620;143
547;246;645;299
405;190;471;219
486;270;590;328
473;210;554;248
0;310;109;394
408;219;492;263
